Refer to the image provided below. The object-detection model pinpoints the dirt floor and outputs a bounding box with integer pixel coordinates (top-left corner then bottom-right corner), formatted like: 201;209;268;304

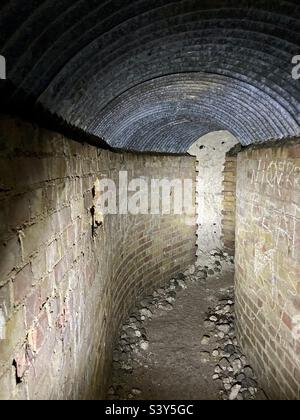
108;261;267;400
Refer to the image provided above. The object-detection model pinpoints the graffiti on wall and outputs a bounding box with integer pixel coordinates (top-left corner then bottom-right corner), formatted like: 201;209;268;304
250;198;300;259
251;159;300;195
240;155;300;352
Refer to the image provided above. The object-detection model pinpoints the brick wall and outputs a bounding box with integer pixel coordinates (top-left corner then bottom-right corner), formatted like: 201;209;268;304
235;140;300;399
0;117;196;400
221;148;239;256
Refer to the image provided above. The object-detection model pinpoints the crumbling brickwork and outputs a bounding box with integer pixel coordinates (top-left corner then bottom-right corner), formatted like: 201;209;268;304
235;141;300;399
0;117;196;400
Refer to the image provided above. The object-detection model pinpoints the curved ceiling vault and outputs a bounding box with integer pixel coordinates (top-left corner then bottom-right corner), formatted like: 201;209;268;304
0;0;300;152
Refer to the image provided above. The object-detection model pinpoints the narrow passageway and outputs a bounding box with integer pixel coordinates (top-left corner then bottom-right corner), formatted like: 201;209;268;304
108;252;266;401
0;0;300;401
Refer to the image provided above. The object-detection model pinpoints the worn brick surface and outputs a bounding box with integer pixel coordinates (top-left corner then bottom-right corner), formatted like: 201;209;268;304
0;117;196;400
235;140;300;400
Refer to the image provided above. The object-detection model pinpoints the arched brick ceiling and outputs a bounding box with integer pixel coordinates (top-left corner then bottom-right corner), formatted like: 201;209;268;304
1;0;300;152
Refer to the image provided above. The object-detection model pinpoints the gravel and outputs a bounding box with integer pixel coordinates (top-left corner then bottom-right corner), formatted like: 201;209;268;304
202;280;261;400
108;250;261;401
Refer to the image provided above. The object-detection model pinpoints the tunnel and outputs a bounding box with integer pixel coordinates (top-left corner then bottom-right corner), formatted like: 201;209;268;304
0;0;300;401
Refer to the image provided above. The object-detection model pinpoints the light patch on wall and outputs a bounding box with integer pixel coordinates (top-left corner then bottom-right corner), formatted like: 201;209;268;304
0;307;6;339
0;55;6;79
188;131;239;263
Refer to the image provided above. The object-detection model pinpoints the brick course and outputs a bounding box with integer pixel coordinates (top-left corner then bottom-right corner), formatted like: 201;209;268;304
235;140;300;400
221;150;238;255
0;117;196;400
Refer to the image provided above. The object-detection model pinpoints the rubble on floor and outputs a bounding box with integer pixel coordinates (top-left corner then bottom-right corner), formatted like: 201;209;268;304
202;288;260;400
108;250;262;400
110;272;194;383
